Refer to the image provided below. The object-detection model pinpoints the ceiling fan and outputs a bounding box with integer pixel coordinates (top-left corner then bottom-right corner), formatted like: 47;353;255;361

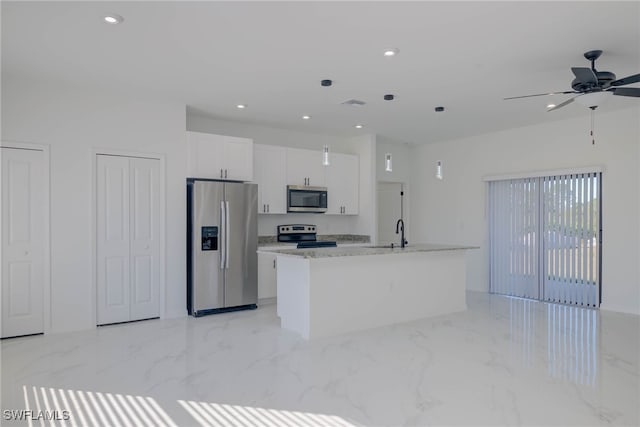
505;50;640;111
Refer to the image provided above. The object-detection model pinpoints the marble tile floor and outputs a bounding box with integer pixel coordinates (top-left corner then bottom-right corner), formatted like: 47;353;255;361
1;291;638;427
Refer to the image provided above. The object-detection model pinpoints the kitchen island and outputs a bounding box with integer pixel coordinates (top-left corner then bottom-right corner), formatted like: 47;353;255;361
259;244;477;340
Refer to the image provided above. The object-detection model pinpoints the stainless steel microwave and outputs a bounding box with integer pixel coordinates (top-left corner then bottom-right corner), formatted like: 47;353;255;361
287;185;328;213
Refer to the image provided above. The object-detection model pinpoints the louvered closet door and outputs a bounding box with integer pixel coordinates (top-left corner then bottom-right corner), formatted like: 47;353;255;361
1;147;45;338
97;155;160;325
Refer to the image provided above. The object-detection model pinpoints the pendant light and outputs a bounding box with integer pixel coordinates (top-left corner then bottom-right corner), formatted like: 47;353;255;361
436;160;443;180
322;145;330;166
385;153;393;172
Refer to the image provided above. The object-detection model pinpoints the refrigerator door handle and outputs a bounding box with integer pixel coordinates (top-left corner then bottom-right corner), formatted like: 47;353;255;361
225;200;230;269
220;201;226;269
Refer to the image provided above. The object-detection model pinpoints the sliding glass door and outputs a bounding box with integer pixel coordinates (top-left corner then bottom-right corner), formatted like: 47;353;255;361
489;178;540;299
489;172;601;307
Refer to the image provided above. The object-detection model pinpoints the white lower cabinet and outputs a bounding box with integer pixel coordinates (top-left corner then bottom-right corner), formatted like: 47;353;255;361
258;252;277;299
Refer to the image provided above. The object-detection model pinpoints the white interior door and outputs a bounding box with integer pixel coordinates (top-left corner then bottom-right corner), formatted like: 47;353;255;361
129;158;160;321
97;155;160;325
97;155;131;325
1;147;45;338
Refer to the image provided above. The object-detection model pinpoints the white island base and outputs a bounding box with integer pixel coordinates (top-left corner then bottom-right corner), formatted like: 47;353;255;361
275;246;471;340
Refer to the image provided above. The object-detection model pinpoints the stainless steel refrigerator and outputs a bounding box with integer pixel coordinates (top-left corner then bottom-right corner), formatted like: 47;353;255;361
187;178;258;317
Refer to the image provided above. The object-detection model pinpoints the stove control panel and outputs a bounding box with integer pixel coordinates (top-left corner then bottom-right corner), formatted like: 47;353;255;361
277;224;316;234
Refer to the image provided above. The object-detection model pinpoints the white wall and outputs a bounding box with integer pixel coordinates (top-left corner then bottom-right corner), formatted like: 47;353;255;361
376;136;411;183
410;106;640;315
2;76;188;333
187;113;375;237
376;137;412;242
345;134;377;240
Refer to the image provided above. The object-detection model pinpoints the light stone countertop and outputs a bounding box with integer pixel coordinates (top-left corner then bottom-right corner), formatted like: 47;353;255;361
258;243;479;259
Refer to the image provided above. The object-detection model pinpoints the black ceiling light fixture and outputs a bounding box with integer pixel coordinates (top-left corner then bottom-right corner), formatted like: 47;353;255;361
321;79;333;87
384;94;395;101
435;106;445;112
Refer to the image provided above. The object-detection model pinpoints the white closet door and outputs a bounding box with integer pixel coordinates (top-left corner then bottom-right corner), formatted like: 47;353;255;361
129;157;160;321
97;155;131;325
1;147;45;338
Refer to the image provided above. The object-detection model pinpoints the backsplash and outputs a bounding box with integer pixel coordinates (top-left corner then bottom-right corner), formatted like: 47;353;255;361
257;213;359;236
258;234;370;245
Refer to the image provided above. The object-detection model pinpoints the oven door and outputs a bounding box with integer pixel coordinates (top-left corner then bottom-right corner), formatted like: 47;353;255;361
287;185;327;213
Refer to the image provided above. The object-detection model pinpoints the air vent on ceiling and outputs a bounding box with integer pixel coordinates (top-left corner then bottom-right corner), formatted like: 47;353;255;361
341;99;366;107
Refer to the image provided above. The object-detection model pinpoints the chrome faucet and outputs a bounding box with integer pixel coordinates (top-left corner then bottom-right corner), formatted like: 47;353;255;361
395;219;408;248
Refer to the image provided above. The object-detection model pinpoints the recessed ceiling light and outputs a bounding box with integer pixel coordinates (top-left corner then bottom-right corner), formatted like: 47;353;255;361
236;104;247;109
547;103;556;109
104;14;124;24
383;48;399;57
302;115;311;120
355;124;363;129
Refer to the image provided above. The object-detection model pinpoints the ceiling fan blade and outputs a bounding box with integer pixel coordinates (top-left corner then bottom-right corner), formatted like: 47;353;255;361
504;90;576;100
547;96;576;112
571;67;598;85
609;87;640;97
610;73;640;87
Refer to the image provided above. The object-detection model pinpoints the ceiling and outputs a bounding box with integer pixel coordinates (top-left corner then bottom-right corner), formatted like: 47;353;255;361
2;1;639;144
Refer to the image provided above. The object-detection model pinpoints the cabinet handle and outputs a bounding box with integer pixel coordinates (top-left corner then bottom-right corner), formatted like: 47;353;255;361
225;169;228;179
273;259;276;268
267;204;270;213
220;169;224;178
263;204;266;213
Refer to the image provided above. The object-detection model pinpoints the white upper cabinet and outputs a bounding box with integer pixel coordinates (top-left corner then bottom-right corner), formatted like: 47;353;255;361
286;147;326;187
254;144;287;214
325;153;359;215
187;131;253;181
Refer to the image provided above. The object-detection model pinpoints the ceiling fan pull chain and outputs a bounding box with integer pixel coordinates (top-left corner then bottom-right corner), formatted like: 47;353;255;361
590;108;595;145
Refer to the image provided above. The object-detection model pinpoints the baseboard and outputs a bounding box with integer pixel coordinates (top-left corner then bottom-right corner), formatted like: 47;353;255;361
600;303;640;316
258;297;277;306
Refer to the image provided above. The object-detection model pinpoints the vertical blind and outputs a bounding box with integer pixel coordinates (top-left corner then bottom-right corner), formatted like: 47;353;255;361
489;172;601;307
489;178;540;299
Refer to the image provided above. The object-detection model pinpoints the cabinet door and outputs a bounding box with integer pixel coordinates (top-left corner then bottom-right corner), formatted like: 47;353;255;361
286;147;325;187
254;145;286;214
325;153;359;215
187;131;224;179
222;135;253;181
258;252;277;299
